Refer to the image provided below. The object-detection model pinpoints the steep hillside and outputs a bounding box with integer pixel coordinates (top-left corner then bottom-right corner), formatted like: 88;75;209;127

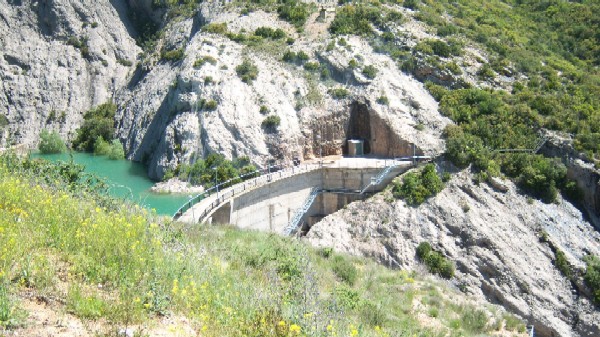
307;169;600;337
0;154;528;337
0;0;140;147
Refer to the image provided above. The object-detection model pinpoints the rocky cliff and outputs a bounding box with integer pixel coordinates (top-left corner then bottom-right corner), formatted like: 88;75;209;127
0;0;140;147
306;169;600;337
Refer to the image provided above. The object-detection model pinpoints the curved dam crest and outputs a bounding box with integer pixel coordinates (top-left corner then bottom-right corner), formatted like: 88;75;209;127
177;158;414;235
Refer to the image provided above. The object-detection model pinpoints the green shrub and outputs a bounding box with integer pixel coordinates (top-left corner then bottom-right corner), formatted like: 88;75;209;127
262;115;281;131
303;61;320;72
254;27;286;39
66;36;90;58
461;307;488;333
160;48;185;62
334;285;360;309
297;50;309;62
403;0;419;10
0;115;8;128
362;65;378;79
236;59;258;83
277;0;309;28
93;136;111;156
416;242;432;259
67;286;107;319
73;102;117;152
193;55;217;68
329;87;349;99
108;139;125;160
502;313;526;332
415;242;454;279
377;95;389;105
203;22;228;34
584;255;600;303
331;255;358;285
393;164;443;205
259;105;269;114
282;50;296;63
203;99;218;111
117;58;133;67
38;130;66;154
329;5;383;35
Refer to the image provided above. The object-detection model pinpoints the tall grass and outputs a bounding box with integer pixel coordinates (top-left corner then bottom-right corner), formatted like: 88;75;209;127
0;154;525;336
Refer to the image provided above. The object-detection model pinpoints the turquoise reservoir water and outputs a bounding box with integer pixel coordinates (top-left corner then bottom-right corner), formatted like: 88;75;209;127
32;152;191;216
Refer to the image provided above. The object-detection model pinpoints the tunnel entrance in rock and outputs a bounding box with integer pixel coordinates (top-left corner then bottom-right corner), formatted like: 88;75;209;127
345;101;372;155
344;101;422;158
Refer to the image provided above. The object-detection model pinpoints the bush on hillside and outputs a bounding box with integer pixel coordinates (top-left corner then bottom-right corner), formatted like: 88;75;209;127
73;102;117;152
277;0;309;28
235;59;258;83
584;255;600;303
38;130;66;154
416;242;455;279
108;139;125;160
392;164;443;205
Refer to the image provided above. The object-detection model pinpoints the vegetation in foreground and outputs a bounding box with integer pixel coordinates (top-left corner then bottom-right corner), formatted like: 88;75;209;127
0;154;527;336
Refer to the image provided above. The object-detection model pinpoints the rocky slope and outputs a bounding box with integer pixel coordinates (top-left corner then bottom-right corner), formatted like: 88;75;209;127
306;169;600;337
0;0;140;147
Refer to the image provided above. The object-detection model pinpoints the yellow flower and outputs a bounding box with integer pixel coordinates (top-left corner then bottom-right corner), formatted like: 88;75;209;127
289;324;301;334
326;324;333;331
278;320;286;327
351;328;358;336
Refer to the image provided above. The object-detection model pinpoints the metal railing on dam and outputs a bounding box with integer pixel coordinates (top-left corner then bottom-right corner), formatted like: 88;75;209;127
174;158;420;232
173;163;321;223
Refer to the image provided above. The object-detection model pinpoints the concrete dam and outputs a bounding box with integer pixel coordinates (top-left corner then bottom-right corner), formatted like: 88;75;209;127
176;158;414;235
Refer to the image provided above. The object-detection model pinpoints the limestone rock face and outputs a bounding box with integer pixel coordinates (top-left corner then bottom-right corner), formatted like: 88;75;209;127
0;0;140;147
306;170;600;337
113;8;450;179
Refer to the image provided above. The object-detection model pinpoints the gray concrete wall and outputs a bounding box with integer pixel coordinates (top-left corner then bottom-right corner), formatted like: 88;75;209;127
207;165;409;233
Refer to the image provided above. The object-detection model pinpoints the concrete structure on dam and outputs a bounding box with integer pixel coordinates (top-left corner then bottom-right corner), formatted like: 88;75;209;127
176;158;414;235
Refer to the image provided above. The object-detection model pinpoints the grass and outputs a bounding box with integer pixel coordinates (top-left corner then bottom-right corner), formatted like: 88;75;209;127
0;154;526;336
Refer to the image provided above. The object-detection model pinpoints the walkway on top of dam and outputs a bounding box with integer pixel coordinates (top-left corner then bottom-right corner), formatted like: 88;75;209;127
175;157;417;227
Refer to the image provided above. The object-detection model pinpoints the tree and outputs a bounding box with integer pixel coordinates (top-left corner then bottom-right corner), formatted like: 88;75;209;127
38;130;66;154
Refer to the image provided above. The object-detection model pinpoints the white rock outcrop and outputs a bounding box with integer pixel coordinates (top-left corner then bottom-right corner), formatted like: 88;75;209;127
306;170;600;337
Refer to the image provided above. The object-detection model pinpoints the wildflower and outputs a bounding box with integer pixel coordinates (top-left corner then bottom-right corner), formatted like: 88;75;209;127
351;328;358;336
278;320;286;327
290;324;301;334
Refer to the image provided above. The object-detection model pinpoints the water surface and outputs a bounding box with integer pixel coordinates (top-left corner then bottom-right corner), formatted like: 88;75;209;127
32;152;191;216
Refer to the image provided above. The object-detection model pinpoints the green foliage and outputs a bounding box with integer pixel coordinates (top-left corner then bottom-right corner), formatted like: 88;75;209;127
203;22;228;34
236;59;258;83
277;0;309;29
502;313;526;333
303;61;320;72
67;286;107;319
193;55;217;68
254;27;286;39
334;285;360;309
160;48;185;62
331;255;358;286
554;249;572;280
175;153;254;187
0;115;8;128
262;115;281;132
259;105;269;114
73;102;117;152
66;36;90;58
376;95;389;105
0;153;517;335
328;87;349;99
38;130;66;154
460;307;488;333
93;136;111;156
361;65;378;79
108;139;125;160
329;5;386;35
393;164;443;205
584;255;600;304
415;242;455;279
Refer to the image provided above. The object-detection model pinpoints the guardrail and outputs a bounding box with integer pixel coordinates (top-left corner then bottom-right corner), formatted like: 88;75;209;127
283;188;321;236
172;163;320;221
